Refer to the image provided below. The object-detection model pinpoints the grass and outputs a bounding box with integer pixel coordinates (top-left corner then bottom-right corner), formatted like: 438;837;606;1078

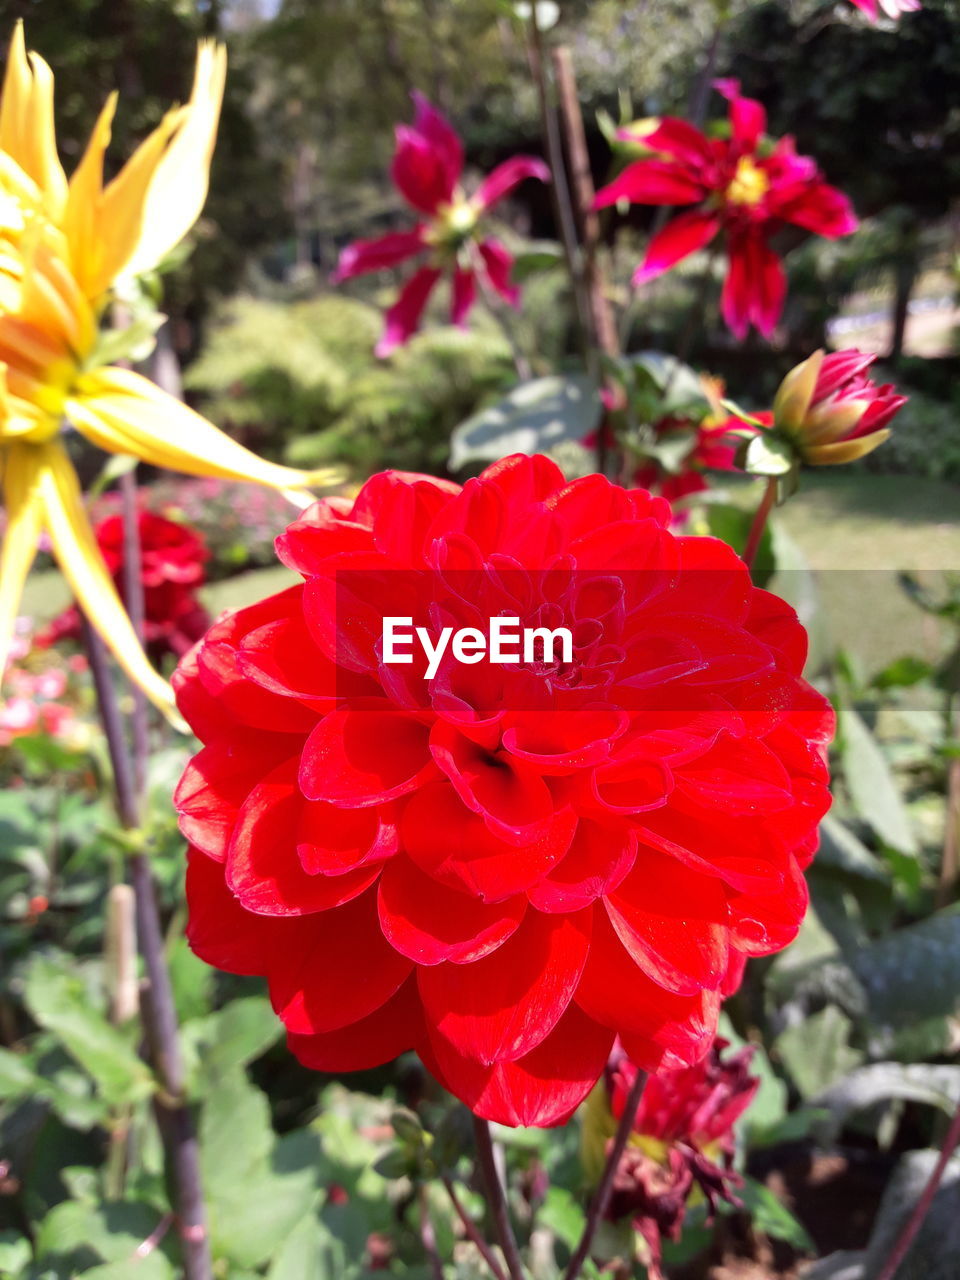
19;470;960;678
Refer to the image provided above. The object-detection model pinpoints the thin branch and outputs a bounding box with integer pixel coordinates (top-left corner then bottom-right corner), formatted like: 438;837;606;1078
874;1100;960;1280
563;1068;648;1280
472;1116;526;1280
442;1174;509;1280
120;469;149;799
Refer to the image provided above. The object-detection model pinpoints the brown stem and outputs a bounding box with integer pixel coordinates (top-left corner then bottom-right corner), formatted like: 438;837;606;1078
120;469;149;798
81;620;211;1279
472;1116;526;1280
442;1174;508;1280
551;46;619;364
525;6;593;373
563;1069;648;1280
743;477;777;571
874;1101;960;1280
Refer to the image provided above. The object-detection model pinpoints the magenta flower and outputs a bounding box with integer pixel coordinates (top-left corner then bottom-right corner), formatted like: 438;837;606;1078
849;0;920;19
595;80;858;340
334;93;549;356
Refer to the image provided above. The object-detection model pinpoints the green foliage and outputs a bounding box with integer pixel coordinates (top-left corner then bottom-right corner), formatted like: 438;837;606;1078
186;293;516;476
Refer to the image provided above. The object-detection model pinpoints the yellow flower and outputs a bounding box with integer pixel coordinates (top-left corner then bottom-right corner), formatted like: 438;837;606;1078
0;25;336;717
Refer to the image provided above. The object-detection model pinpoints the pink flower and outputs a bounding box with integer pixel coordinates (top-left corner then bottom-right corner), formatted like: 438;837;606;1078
848;0;920;19
334;94;549;356
595;81;858;340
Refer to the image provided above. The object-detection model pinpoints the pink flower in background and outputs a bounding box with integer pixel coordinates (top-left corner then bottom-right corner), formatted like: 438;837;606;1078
595;81;858;339
333;93;549;355
848;0;920;19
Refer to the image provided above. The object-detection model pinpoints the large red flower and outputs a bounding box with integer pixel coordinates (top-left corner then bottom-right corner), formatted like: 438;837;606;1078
333;93;549;355
174;455;832;1127
595;81;857;339
42;510;210;661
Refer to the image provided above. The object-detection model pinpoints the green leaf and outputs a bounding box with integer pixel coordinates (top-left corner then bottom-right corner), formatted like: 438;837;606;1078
538;1186;586;1250
184;997;283;1095
817;816;889;882
267;1215;341;1280
705;502;776;584
23;958;154;1109
871;655;935;690
510;243;565;282
622;351;708;417
811;1063;960;1143
449;374;600;470
0;1049;37;1099
742;433;795;477
840;705;918;855
774;1006;862;1099
82;1256;174;1280
736;1178;814;1253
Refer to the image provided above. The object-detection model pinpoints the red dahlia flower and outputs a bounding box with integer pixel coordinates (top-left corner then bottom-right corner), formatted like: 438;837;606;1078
595;81;858;339
582;1039;759;1279
174;454;832;1127
42;510;210;662
333;93;549;356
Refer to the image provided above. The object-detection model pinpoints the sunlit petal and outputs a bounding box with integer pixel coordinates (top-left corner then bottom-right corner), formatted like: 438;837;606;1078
0;22;67;216
0;437;43;677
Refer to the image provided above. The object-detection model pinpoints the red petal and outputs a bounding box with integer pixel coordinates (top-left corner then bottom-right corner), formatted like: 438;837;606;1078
402;781;577;901
527;819;636;913
474;155;550;210
417;908;591;1065
450;267;477;327
633;116;714;168
175;736;300;860
286;976;422;1072
377;266;442;356
333;228;426;281
227;764;382;915
606;849;730;996
594;160;706;210
378;855;526;965
634;211;720;284
300;709;437;807
392;122;458;214
185;846;299;976
721;235;785;340
268;890;412;1034
431;723;555;844
478;238;519;306
296;800;397;875
423;1002;613;1127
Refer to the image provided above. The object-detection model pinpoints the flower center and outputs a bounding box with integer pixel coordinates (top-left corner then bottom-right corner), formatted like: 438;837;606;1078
724;156;769;208
428;194;479;255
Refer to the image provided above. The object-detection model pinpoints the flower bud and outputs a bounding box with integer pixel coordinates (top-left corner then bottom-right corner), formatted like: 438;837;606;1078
773;348;906;467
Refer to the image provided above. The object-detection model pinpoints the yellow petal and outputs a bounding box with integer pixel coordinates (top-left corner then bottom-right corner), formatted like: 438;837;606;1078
0;23;68;216
63;92;118;301
121;41;227;279
773;350;823;436
32;441;178;717
0;438;43;680
68;364;340;491
806;429;891;467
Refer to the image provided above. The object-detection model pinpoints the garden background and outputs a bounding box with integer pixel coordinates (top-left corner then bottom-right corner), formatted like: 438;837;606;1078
2;1;960;1278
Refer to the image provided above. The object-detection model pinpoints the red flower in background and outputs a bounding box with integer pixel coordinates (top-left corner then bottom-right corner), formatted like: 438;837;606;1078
595;81;857;339
174;455;832;1127
333;94;549;355
42;511;210;662
849;0;920;19
583;1039;759;1279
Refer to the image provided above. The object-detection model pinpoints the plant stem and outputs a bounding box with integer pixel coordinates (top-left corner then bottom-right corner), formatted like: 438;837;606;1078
563;1068;648;1280
81;600;211;1275
525;5;593;375
120;470;149;798
442;1174;508;1280
419;1184;445;1280
472;1116;526;1280
875;1100;960;1280
743;477;777;571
